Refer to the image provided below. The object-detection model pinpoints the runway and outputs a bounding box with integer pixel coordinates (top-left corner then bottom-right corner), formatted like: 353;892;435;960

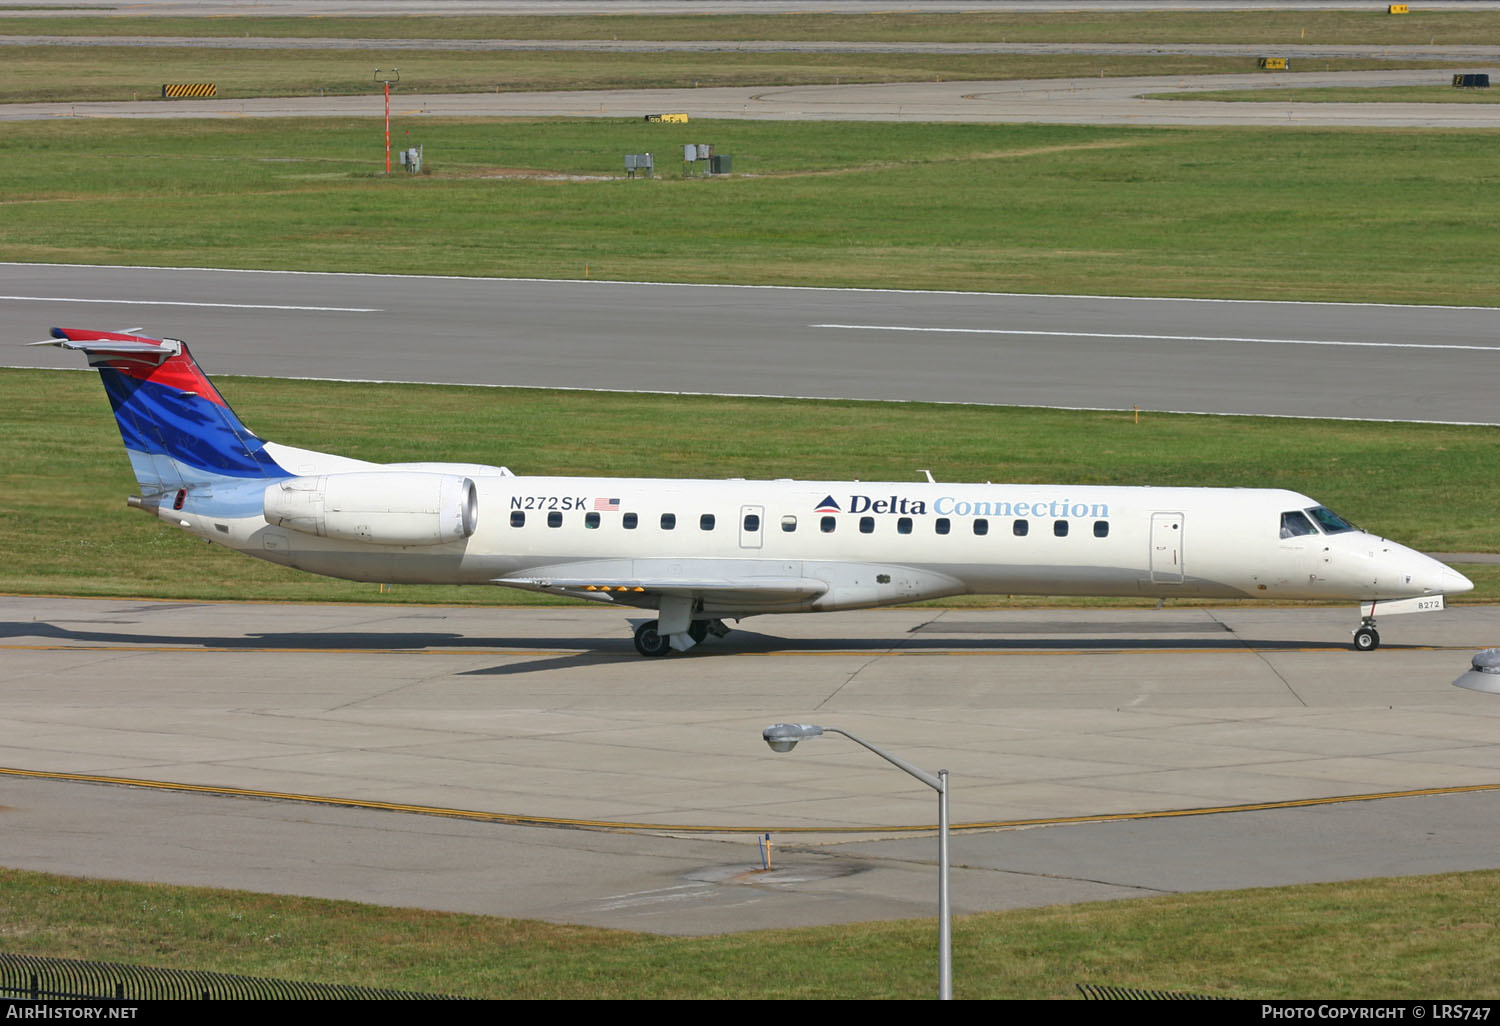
2;594;1498;933
7;69;1500;128
7;263;1499;423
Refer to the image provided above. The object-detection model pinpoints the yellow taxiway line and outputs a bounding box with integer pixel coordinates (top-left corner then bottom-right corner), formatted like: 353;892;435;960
4;765;1496;835
0;643;1471;656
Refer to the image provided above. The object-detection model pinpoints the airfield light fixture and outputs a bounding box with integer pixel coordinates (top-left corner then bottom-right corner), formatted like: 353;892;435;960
760;722;952;1000
1453;649;1500;694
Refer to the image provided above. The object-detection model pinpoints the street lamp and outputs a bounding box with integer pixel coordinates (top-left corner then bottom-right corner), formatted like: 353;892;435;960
1453;649;1500;693
761;723;952;1000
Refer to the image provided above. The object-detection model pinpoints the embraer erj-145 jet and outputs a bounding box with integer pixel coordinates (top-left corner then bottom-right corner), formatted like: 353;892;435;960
44;327;1473;656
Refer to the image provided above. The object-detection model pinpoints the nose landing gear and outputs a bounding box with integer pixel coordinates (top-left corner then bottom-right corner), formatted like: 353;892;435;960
1352;617;1380;652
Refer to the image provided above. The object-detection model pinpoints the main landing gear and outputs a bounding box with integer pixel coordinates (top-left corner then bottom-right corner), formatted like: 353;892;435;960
1352;616;1380;652
632;619;723;657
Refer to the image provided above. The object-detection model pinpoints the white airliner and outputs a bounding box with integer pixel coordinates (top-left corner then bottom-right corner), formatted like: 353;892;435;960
43;327;1473;656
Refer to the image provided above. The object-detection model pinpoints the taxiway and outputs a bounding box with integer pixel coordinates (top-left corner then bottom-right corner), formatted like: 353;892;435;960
3;595;1496;933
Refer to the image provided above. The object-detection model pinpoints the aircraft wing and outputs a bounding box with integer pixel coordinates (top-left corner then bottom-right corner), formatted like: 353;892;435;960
495;558;829;607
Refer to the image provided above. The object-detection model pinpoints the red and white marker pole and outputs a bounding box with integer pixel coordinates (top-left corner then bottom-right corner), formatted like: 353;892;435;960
375;69;399;174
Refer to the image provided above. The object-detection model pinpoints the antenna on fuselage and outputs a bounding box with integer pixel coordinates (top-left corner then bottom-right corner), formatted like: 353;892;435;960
919;469;936;483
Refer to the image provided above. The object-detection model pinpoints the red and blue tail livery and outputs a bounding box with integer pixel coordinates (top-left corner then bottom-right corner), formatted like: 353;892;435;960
52;327;1471;656
45;327;285;491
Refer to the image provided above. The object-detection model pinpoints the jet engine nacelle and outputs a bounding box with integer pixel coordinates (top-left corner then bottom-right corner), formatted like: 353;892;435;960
263;472;478;547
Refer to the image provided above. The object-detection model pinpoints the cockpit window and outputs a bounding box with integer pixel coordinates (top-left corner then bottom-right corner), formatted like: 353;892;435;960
1306;506;1357;535
1280;511;1318;539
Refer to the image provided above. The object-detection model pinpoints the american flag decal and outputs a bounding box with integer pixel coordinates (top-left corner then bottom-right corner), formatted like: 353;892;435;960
594;497;621;511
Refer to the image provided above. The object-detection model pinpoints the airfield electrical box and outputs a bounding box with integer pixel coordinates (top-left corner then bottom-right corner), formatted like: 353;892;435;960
681;144;731;176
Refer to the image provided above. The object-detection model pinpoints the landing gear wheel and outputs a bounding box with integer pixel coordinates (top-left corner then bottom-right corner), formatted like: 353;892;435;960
688;620;710;645
633;620;673;657
1353;627;1380;652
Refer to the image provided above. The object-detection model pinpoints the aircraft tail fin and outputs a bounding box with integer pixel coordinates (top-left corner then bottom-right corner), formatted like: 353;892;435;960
42;327;285;496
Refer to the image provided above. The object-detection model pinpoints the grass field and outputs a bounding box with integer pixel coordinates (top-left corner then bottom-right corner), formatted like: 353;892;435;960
7;9;1500;45
7;117;1500;304
5;864;1500;998
3;368;1495;604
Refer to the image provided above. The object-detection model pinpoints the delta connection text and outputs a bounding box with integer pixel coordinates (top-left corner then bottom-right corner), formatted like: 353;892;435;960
817;493;1111;518
871;494;1110;518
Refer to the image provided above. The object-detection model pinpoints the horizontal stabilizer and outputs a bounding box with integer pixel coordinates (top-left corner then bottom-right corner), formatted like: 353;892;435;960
33;338;173;356
37;328;181;362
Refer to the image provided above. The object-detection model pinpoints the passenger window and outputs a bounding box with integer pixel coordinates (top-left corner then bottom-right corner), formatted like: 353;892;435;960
585;512;600;529
860;516;875;534
781;515;797;533
700;513;715;531
623;512;638;530
1281;510;1318;539
547;511;562;528
744;513;760;532
973;519;988;536
1093;520;1109;538
897;517;912;535
510;511;525;528
661;513;676;530
820;516;836;533
935;518;950;535
1054;520;1068;537
1013;519;1028;537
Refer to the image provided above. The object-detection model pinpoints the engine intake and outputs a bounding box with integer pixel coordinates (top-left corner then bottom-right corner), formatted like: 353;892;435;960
264;472;478;547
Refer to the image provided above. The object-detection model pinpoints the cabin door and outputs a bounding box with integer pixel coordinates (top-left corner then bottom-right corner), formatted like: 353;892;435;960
1150;512;1184;584
739;505;765;550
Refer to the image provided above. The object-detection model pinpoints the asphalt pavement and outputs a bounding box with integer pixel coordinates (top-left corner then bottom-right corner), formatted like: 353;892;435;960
8;263;1498;423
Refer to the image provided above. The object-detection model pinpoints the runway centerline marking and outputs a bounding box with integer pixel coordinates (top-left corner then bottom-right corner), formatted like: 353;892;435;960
814;323;1500;353
0;295;381;313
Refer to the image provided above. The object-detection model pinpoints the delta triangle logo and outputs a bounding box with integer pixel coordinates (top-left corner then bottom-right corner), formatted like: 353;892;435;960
814;495;841;513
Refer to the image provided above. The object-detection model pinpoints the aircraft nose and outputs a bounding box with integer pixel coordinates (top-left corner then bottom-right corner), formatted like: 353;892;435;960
1442;565;1475;595
1398;549;1473;596
1414;552;1473;595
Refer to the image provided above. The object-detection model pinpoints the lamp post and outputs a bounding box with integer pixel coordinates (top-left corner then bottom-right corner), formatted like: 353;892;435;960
761;722;951;1000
